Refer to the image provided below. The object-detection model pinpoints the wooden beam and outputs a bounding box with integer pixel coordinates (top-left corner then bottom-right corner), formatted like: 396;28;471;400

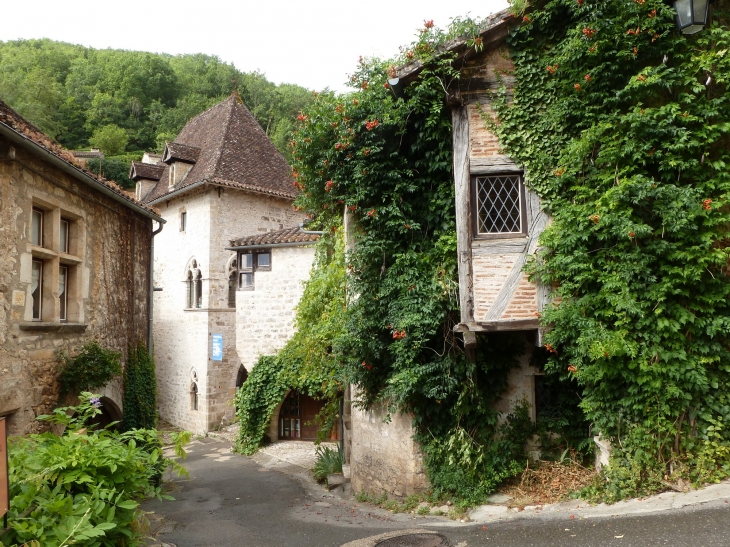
452;106;474;324
482;190;549;322
470;155;522;175
474;319;541;332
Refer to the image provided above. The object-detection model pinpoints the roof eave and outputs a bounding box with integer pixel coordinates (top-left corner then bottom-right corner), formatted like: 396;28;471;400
0;122;165;223
395;9;516;86
225;240;319;251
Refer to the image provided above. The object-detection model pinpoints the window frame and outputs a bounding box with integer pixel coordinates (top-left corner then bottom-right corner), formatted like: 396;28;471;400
59;265;69;321
180;211;187;232
31;208;44;247
471;172;527;239
60;218;70;253
31;259;43;321
236;250;272;290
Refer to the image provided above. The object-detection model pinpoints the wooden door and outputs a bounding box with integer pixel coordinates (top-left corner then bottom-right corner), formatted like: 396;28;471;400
278;391;339;441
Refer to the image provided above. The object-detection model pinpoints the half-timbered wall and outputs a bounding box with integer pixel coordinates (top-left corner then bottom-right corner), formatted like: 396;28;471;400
452;46;549;334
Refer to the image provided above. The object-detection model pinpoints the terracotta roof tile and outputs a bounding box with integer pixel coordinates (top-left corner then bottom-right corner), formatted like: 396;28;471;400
143;95;296;204
229;226;320;248
0;99;160;217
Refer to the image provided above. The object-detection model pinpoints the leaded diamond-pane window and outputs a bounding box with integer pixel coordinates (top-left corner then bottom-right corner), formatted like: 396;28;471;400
474;174;524;235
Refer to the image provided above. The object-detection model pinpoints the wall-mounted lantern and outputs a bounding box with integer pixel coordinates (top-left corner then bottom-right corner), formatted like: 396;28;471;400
674;0;710;34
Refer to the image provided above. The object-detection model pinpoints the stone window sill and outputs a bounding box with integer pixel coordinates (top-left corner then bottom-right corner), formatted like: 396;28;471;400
18;322;88;333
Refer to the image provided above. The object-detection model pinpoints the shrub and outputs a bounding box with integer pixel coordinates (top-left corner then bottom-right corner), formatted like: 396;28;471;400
312;445;344;484
1;393;188;547
58;340;122;396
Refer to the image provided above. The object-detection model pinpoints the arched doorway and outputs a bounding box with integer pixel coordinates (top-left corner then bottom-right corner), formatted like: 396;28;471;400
88;396;123;431
278;390;339;441
235;365;248;389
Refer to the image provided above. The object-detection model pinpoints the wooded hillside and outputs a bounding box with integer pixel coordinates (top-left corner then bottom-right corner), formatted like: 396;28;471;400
0;39;313;186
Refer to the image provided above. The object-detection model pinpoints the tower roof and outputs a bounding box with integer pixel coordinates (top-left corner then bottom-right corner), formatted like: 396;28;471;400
142;94;295;204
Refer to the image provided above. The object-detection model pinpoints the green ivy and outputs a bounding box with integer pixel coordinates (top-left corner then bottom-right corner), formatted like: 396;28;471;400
122;341;157;431
58;340;122;396
287;23;548;504
491;0;730;489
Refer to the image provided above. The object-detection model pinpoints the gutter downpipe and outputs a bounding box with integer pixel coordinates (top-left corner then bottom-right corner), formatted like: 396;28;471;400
149;221;164;357
298;223;324;235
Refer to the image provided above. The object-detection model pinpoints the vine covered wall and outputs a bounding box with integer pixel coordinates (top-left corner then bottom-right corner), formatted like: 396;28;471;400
492;0;730;487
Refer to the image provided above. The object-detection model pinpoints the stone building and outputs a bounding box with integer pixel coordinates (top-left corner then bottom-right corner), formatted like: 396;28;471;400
0;100;164;435
133;94;306;434
227;225;325;442
348;8;547;498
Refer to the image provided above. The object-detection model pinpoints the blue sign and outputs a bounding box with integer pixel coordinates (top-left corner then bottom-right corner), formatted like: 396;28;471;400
212;334;223;361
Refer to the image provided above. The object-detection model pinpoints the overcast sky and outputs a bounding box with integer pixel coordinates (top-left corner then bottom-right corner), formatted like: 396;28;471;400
2;0;509;92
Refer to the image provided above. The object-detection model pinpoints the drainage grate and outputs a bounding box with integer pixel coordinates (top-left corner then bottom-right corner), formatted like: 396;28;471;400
376;533;448;547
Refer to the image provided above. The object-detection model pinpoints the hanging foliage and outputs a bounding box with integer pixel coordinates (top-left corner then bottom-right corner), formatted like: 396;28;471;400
58;340;122;395
490;0;730;492
288;22;540;505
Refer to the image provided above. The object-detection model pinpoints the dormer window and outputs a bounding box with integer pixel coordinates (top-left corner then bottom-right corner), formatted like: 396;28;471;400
162;142;200;190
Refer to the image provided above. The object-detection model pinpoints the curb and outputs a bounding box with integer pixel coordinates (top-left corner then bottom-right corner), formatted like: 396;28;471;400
463;480;730;525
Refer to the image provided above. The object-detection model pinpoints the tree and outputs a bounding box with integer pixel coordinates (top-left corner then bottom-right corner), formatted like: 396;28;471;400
89;123;128;156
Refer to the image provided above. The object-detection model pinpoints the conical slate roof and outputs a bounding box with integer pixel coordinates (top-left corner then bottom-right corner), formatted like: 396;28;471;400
142;94;295;203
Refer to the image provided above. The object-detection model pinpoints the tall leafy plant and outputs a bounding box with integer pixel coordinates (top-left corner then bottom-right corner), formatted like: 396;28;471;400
122;341;157;430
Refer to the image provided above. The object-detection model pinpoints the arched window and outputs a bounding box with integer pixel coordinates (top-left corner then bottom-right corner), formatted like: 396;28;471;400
228;270;237;308
191;382;198;411
190;370;199;411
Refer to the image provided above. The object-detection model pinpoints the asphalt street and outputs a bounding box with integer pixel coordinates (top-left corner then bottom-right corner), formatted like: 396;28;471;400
142;437;730;547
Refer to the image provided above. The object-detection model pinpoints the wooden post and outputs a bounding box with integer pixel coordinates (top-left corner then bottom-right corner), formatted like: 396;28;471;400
452;106;474;326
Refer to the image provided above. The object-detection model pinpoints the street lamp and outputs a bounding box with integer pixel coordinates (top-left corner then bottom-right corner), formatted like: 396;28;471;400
674;0;710;34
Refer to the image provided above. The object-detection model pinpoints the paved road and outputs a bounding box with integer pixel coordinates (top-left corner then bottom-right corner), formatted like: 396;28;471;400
143;437;730;547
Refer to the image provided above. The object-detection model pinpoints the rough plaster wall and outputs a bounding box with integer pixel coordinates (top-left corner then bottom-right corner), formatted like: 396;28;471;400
236;245;316;372
152;186;306;433
0;139;150;435
492;339;539;422
349;393;428;499
208;189;304;430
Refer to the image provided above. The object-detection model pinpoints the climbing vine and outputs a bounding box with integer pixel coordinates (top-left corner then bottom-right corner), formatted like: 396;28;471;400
286;22;540;504
491;0;730;490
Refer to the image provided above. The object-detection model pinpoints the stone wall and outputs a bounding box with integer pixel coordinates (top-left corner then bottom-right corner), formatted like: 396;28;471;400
0;137;151;435
152;185;305;433
236;245;316;372
349;395;428;499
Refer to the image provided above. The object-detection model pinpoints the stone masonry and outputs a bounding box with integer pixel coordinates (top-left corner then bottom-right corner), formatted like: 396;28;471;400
0;112;156;435
152;186;302;434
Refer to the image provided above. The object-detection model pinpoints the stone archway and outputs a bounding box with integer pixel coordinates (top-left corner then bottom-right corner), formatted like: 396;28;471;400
88;396;123;431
